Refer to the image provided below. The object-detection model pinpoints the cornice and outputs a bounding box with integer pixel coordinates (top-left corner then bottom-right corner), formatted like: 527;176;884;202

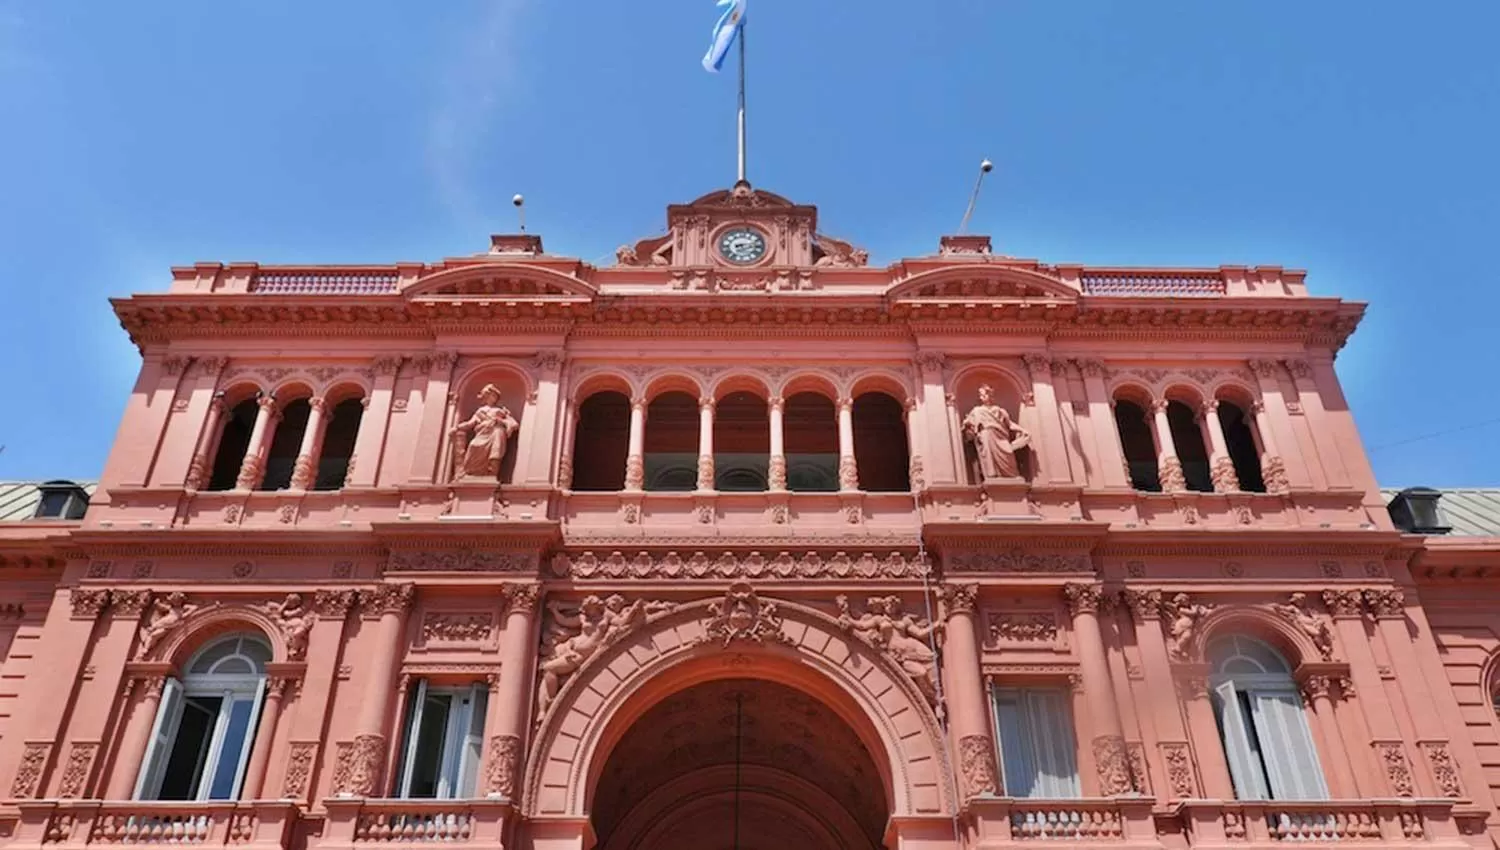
370;520;563;551
1093;528;1405;559
65;529;387;559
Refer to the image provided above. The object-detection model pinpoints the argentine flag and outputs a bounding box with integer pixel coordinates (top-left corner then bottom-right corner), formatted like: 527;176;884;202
702;0;747;73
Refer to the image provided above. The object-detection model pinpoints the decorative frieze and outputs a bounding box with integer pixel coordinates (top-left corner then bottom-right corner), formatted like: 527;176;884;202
551;550;929;580
943;550;1092;574
421;612;494;644
388;550;539;573
986;613;1059;646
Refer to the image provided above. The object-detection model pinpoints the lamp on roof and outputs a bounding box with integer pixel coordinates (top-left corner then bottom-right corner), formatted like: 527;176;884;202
1388;487;1451;535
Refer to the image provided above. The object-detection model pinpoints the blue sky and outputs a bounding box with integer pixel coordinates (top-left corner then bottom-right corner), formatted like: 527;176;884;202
1;1;1497;486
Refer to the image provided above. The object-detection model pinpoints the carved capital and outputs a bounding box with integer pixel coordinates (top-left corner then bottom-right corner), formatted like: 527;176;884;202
1322;589;1364;618
1022;353;1052;376
1063;583;1102;617
372;355;403;376
256;394;278;414
430;350;459;374
1300;674;1332;703
1284;359;1313;380
313;589;357;619
1364;588;1406;619
1247;359;1280;379
767;395;785;412
916;352;947;373
699;396;716;413
70;588;110;619
361;582;415;617
1122;588;1162;622
1149;398;1170;415
503;583;541;615
942;583;979;617
836;397;854;413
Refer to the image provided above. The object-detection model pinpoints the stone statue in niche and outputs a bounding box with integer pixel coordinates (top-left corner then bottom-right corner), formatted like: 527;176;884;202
836;594;944;703
962;385;1031;480
449;384;519;481
535;594;670;719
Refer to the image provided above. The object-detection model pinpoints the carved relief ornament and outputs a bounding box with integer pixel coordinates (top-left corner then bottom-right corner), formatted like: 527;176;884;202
551;550;929;581
700;582;792;647
958;735;1000;799
1163;593;1212;662
836;594;942;704
987;613;1058;645
1062;583;1103;616
943;549;1091;574
537;594;673;719
1273;592;1335;661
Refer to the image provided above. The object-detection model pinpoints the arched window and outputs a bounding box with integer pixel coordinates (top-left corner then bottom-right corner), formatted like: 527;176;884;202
1208;635;1327;801
572;391;630;491
852;392;910;492
644;392;698;491
1218;401;1265;493
1167;400;1212;492
784;392;838;492
1113;400;1160;491
260;398;310;491
135;634;271;801
714;391;769;491
315;398;365;490
206;400;259;492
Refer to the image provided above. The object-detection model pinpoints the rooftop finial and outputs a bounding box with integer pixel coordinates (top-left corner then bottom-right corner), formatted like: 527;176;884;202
512;194;526;233
958;158;994;235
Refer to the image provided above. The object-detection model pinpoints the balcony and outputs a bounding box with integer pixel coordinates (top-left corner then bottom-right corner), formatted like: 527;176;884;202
8;800;297;848
320;799;513;849
1173;799;1471;848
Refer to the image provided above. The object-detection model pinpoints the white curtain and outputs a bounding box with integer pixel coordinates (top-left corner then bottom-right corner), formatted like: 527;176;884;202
993;688;1081;798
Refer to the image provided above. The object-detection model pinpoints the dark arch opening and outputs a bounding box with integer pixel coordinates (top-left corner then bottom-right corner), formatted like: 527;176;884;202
1113;400;1160;492
206;399;259;492
260;398;311;491
852;392;910;492
1167;400;1212;492
645;392;698;491
573;391;630;491
1218;401;1265;493
785;393;838;492
314;398;365;490
591;678;886;850
714;391;769;492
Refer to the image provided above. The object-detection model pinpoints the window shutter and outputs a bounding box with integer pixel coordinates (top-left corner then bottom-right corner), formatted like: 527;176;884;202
396;679;430;798
223;678;268;800
1214;681;1270;800
133;677;185;800
1250;689;1328;801
457;686;489;798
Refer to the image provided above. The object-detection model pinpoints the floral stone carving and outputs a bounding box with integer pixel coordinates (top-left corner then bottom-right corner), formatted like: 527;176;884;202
1376;742;1415;796
1161;742;1196;798
10;742;51;798
448;383;519;481
1422;742;1462;798
699;582;793;647
332;734;385;797
484;734;522;798
552;550;928;581
837;594;943;704
1093;734;1133;795
961;385;1030;480
958;735;1000;798
282;742;318;798
58;741;99;798
536;594;672;719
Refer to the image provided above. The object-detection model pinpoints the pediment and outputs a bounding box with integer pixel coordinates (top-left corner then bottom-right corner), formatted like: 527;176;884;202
887;265;1081;302
403;264;597;300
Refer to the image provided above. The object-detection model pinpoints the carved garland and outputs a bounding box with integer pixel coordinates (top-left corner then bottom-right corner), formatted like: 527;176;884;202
552;550;929;580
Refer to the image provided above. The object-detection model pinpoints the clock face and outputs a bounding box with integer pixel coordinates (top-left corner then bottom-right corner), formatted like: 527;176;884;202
717;227;768;264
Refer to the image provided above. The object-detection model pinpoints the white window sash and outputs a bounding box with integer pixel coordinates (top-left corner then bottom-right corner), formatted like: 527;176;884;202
1249;688;1328;801
134;677;185;800
223;678;267;800
456;686;488;799
397;679;431;799
1215;680;1270;801
436;690;469;798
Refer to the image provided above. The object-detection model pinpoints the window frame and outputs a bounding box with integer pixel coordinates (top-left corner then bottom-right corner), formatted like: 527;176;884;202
1209;636;1329;802
395;680;489;800
989;684;1082;799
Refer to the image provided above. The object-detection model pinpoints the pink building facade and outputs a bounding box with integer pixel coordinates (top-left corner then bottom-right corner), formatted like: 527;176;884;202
2;184;1498;850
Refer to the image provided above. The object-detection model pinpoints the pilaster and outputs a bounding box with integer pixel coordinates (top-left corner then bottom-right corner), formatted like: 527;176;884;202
348;355;403;488
408;351;458;485
1022;355;1073;484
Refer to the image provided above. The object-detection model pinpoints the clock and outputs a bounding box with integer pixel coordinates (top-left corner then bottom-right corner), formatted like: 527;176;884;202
717;227;768;265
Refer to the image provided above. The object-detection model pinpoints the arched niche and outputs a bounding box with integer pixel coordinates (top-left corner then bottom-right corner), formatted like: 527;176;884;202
523;596;953;823
156;605;292;669
950;366;1033;484
449;364;532;485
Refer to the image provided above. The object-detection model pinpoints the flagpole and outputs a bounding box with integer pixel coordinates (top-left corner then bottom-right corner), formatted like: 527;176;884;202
737;18;747;184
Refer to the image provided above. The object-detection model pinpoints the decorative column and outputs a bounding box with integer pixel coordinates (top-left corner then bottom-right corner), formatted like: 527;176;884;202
289;397;328;490
1299;675;1359;798
1063;583;1132;795
624;396;647;490
278;590;357;800
697;397;716;490
941;584;999;800
1199;400;1240;493
1149;399;1186;492
235;395;279;490
915;353;959;485
241;675;294;798
1248;360;1313;490
1022;355;1073;483
1123;589;1222;798
106;676;167;799
482;584;540;799
1322;589;1413;797
1077;360;1130;488
408;351;459;484
348;356;402;488
334;583;415;797
1366;589;1461;798
837;397;858;491
556;399;577;489
184;393;227;491
903;397;926;490
767;396;787;491
1249;400;1290;494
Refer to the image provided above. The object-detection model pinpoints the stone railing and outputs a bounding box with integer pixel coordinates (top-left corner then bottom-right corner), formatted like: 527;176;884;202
7;801;297;849
1081;274;1225;298
1175;799;1469;848
249;270;399;295
320;799;512;850
969;798;1157;845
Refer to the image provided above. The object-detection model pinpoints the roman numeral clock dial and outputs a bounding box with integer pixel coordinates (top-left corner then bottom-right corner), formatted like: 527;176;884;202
717;227;767;264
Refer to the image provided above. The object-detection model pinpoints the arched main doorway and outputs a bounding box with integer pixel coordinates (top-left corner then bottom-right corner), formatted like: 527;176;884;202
592;678;886;850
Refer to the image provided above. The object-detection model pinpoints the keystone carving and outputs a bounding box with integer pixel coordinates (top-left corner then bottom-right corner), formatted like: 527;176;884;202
837;594;942;704
700;582;792;648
